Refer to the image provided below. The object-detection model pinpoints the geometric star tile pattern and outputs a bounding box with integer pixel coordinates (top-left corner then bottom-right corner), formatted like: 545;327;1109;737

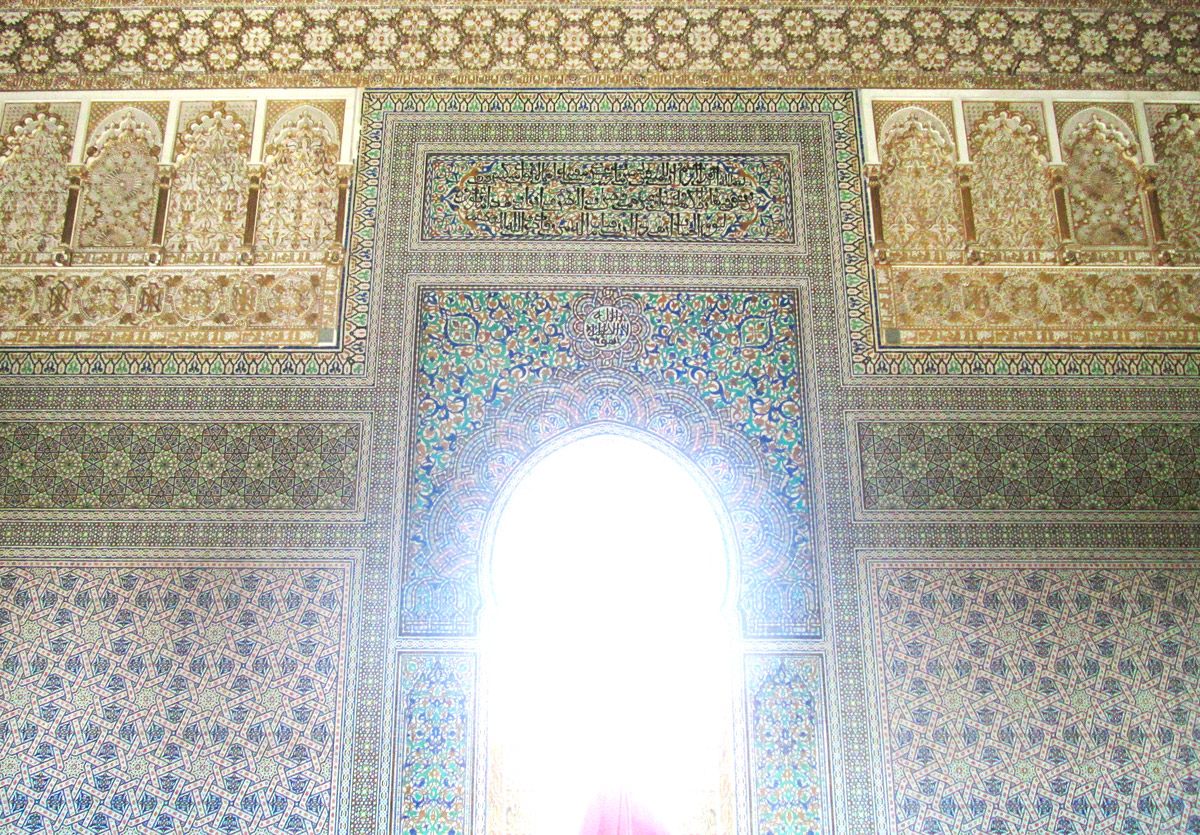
0;555;355;835
0;419;366;518
865;557;1200;835
853;419;1200;516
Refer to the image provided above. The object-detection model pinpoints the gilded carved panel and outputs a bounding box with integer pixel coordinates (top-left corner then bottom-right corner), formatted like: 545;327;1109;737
859;93;1200;374
0;112;71;261
164;107;250;261
873;266;1200;348
969;112;1058;263
878;112;964;264
0;94;359;364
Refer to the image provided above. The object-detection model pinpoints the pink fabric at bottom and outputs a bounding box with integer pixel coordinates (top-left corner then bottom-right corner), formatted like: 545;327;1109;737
577;788;672;835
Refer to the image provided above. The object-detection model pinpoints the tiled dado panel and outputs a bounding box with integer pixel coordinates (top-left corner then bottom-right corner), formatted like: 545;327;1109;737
0;92;366;379
391;653;476;835
745;654;830;835
860;552;1200;835
851;90;1200;381
0;6;1197;89
848;412;1200;521
0;550;358;835
0;412;369;520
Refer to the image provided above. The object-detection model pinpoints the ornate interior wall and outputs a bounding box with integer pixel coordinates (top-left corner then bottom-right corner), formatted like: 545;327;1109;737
0;4;1197;835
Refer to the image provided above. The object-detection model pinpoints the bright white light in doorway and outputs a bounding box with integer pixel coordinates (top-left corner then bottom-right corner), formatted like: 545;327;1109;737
486;433;734;835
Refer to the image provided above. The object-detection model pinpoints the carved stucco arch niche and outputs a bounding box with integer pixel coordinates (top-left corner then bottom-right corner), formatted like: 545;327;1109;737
255;104;341;259
400;365;810;639
1060;107;1149;249
164;105;251;258
969;110;1058;262
0;111;72;257
877;106;966;264
77;107;162;250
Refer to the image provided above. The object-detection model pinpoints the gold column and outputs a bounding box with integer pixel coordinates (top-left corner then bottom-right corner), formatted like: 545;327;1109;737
54;163;83;265
865;163;887;265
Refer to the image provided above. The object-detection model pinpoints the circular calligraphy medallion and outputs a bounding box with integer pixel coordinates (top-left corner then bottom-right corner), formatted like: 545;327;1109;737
566;289;650;365
582;305;633;350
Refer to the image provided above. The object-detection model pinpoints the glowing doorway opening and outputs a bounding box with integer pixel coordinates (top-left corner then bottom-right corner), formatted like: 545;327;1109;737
484;433;736;835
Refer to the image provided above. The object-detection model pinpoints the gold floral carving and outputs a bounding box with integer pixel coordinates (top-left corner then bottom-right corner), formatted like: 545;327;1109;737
876;265;1200;346
0;112;71;261
1062;116;1148;250
0;267;340;347
164;107;250;261
879;116;965;264
76;113;160;249
255;111;339;260
1154;112;1200;259
970;112;1058;263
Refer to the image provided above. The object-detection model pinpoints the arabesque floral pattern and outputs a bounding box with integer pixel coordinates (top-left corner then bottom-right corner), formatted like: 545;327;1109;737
0;6;1196;88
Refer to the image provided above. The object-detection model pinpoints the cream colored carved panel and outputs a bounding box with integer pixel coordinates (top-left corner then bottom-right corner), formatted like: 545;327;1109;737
0;89;356;352
76;110;160;251
1061;113;1149;253
255;107;340;262
878;109;964;264
164;107;250;262
875;266;1200;347
0;112;71;261
970;112;1058;263
1153;110;1200;262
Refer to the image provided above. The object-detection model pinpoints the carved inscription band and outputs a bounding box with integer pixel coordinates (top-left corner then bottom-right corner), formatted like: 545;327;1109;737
421;152;796;244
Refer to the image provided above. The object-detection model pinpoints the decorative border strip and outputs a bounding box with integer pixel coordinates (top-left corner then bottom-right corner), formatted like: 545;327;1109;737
0;6;1196;92
846;410;1200;521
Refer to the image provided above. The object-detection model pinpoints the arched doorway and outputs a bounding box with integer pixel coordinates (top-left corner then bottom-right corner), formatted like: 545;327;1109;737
482;431;739;835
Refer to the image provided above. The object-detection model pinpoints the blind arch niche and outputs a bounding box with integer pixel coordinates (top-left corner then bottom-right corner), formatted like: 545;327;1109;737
481;428;742;835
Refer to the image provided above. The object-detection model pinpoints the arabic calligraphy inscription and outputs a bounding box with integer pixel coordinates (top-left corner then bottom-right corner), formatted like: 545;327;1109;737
421;153;796;244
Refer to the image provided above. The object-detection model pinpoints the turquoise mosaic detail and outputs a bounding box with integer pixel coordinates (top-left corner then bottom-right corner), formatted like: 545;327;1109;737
746;654;826;835
404;288;815;637
420;153;796;244
396;654;475;835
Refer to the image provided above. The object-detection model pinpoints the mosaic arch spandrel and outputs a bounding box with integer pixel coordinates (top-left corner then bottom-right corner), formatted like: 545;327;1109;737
398;285;817;640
